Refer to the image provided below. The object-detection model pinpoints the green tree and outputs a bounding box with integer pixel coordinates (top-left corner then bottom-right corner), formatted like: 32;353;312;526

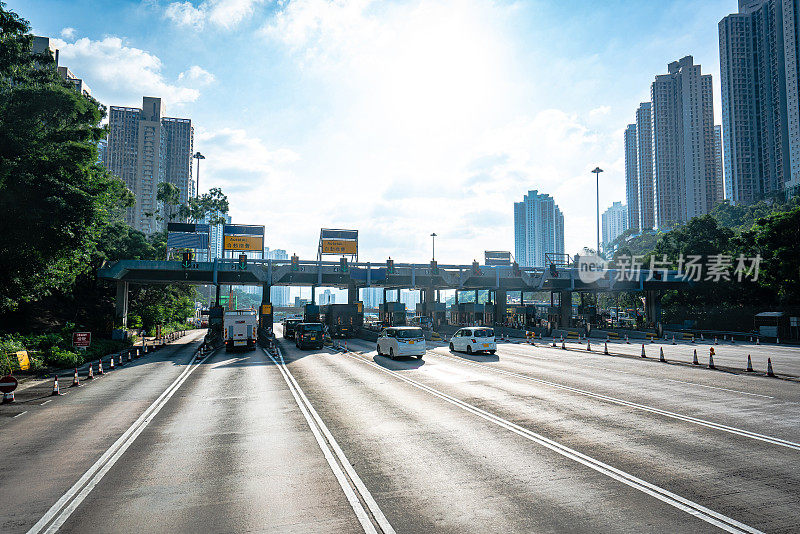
0;3;133;311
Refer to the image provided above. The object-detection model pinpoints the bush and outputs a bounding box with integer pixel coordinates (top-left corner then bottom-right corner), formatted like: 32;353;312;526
47;346;81;368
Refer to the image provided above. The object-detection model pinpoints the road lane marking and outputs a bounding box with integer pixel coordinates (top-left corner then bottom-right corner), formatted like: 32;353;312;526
13;411;27;418
343;351;764;534
27;349;211;534
40;400;51;405
659;377;774;398
427;350;800;452
265;347;395;534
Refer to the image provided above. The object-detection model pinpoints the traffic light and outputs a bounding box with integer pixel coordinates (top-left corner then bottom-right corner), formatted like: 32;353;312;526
430;260;438;275
386;257;395;274
181;252;192;269
549;263;559;278
472;260;481;275
238;254;247;270
512;261;520;276
340;257;348;273
291;254;299;271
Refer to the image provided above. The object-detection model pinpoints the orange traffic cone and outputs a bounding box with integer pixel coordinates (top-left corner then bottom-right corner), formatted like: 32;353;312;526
51;376;61;396
604;342;609;355
586;340;591;351
659;347;665;362
671;335;676;345
70;367;81;388
98;360;104;375
709;348;716;369
127;351;132;363
109;356;115;371
767;358;775;377
693;349;699;365
640;344;646;358
87;363;94;379
746;354;753;372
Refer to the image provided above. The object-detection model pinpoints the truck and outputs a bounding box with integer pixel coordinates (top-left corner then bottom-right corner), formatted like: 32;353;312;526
223;310;258;351
321;303;364;338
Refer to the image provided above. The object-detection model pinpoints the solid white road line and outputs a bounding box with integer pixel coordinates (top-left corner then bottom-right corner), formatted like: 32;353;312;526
27;350;211;534
344;351;764;534
264;347;395;534
13;411;27;418
428;349;800;452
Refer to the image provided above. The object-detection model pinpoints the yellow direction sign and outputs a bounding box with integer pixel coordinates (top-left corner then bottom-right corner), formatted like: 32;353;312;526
321;239;357;255
223;235;264;251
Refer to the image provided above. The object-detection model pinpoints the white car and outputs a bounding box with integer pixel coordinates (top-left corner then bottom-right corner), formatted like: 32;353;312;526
377;326;426;359
449;327;496;354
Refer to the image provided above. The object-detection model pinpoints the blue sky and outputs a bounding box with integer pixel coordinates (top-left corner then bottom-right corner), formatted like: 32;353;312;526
13;0;737;263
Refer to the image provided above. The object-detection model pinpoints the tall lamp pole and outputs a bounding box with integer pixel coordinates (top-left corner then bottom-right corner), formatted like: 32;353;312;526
193;151;205;198
591;167;603;256
430;232;437;261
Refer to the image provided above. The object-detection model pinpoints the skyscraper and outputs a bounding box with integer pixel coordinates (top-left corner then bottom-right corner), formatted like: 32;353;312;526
513;190;565;267
103;97;194;234
624;124;640;232
264;248;290;307
719;0;800;202
602;201;629;253
651;56;722;228
636;102;655;230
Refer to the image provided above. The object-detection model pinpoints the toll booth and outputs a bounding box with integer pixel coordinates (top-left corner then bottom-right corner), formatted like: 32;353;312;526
416;302;446;330
450;303;486;326
207;305;225;340
380;302;407;326
304;304;321;323
321;303;364;338
505;305;537;329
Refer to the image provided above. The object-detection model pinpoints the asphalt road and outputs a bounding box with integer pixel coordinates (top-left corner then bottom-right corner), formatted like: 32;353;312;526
1;326;798;533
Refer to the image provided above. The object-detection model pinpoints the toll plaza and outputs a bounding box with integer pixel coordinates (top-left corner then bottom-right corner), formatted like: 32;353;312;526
99;256;691;337
304;304;321;323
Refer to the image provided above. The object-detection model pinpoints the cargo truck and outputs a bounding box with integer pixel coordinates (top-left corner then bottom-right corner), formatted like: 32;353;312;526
223;310;258;351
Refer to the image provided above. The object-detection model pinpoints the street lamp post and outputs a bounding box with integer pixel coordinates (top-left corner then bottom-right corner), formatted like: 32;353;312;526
591;167;603;256
430;233;437;261
193;152;205;198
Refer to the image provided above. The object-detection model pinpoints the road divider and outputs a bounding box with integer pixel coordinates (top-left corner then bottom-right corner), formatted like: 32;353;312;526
265;345;395;534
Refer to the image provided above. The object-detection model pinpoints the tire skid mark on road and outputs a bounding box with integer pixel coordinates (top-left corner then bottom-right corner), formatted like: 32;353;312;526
26;349;211;534
426;349;800;452
342;351;764;534
264;347;395;534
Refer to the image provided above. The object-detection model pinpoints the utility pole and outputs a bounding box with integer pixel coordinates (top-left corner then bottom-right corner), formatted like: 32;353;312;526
430;232;437;261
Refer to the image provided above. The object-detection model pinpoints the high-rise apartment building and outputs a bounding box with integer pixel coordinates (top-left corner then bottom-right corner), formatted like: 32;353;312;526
624;124;640;232
651;56;722;228
719;0;800;202
103;97;194;234
513;190;565;267
264;248;290;307
32;37;93;98
602;202;629;253
636;102;655;229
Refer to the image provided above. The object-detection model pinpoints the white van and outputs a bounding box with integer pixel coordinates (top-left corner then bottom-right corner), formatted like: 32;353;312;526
377;326;425;359
449;327;496;354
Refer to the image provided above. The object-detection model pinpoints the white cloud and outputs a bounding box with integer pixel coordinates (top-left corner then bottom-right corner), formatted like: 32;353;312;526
589;105;611;117
51;36;204;108
60;27;76;39
178;65;216;85
164;1;205;29
164;0;263;30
